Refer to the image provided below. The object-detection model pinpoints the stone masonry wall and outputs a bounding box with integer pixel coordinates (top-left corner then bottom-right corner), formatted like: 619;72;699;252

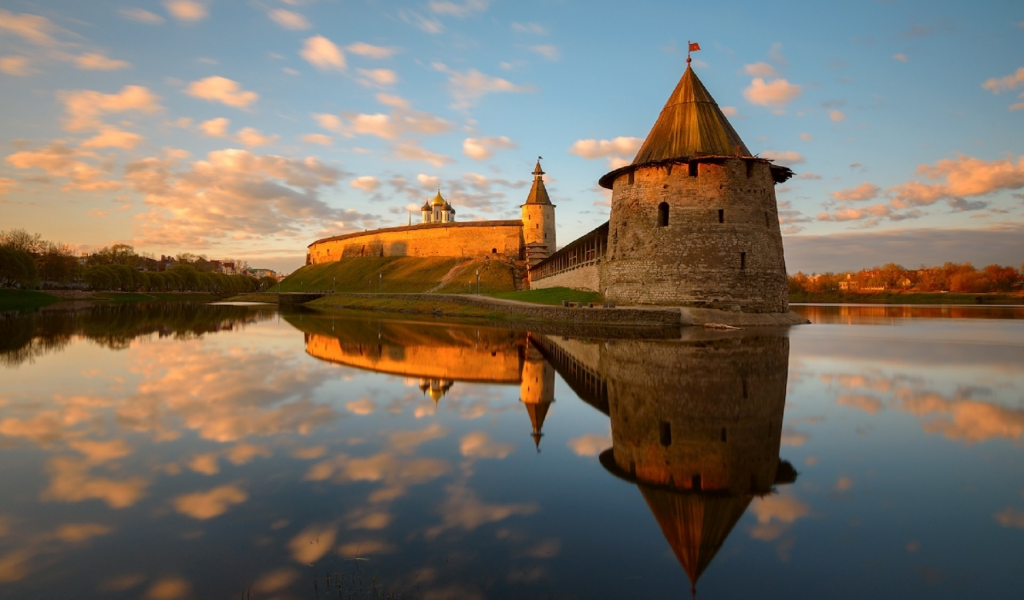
529;262;602;292
603;159;789;312
309;221;524;264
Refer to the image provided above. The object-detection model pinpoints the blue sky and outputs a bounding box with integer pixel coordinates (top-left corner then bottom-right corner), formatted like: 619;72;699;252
1;0;1022;272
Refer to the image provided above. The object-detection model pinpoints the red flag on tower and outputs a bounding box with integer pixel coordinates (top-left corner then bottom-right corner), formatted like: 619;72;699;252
688;42;701;52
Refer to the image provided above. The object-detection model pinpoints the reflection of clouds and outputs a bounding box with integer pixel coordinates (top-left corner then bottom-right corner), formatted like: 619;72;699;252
836;394;884;415
288;524;336;563
42;457;148;508
426;482;538;538
780;426;809;447
225;443;271;465
187;453;219;475
253;568;300;593
459;431;514;459
747;490;809;542
304;451;450;502
834;476;854;492
172;484;248;520
522;538;561;558
566;433;611;457
0;550;33;583
96;574;146;592
994;507;1024;529
388;423;450;453
51;523;112;543
346;507;392;530
67;438;133;463
290;445;327;459
346;397;376;415
142;576;192;600
124;340;338;443
822;370;1024;444
336;539;395;557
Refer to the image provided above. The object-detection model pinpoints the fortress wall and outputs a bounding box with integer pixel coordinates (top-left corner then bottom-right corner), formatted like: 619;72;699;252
604;160;788;312
529;263;602;292
309;222;524;264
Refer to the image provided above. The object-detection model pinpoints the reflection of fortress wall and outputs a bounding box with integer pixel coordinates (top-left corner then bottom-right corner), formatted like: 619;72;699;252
308;221;524;264
603;336;789;493
305;332;524;384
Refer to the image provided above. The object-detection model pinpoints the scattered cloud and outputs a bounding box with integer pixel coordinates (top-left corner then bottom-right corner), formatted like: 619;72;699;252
316;108;451;140
747;489;809;542
356;68;398;87
301;133;332;146
721;106;739;117
433;63;535;109
429;0;489;18
198;117;230;138
830;109;846;122
288;525;336;563
800;133;813;141
511;22;546;35
888;154;1024;208
769;42;788;66
172;484;248;519
837;394;885;414
831;182;880;202
743;78;802;107
398;10;443;34
51;523;112;543
120;8;165;24
529;45;560;60
185;76;259;109
982;67;1024;110
164;0;207;22
995;507;1024;529
6;142;121;191
350;176;380;193
744;62;778;77
42;457;148;508
60;85;162;131
236;127;278;148
463;136;516;160
142;577;191;600
268;9;310;30
761;150;805;166
81;126;144;150
376;93;410;109
74;53;131;71
0;56;32;76
301;35;346;72
0;10;58;46
346;42;400;59
569;136;642;167
894;53;908;63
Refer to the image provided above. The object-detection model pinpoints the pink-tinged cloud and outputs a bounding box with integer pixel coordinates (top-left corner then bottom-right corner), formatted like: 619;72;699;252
301;35;346;72
566;433;611;456
185;76;259;109
761;150;805;166
463;136;516;160
59;85;162;131
268;9;310;30
0;55;32;76
164;0;207;22
829;109;846;122
569;137;643;167
74;53;131;71
743;78;802;107
392;142;453;167
6;142;121;191
459;431;515;459
0;10;57;46
347;42;400;59
837;394;884;415
172;484;248;519
433;62;535;109
831;182;881;202
982;67;1024;94
80;126;143;150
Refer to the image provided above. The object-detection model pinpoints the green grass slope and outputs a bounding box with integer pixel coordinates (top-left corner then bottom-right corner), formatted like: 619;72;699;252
488;288;602;306
280;257;518;294
0;289;61;312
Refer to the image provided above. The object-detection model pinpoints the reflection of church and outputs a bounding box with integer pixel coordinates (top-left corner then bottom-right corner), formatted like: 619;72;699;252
290;313;794;593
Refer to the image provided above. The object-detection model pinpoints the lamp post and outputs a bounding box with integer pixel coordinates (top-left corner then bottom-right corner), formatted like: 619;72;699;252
378;273;382;293
332;276;335;294
476;269;480;294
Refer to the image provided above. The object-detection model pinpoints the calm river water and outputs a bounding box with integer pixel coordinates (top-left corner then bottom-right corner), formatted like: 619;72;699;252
0;303;1022;599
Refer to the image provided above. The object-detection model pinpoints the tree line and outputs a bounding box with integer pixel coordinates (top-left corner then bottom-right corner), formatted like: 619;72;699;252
788;262;1024;294
0;228;278;292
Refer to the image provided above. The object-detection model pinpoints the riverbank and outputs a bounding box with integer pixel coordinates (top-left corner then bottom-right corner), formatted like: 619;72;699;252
788;291;1024;305
0;289;223;312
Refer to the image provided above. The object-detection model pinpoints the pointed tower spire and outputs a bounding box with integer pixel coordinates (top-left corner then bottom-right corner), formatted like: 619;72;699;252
525;401;550;452
524;157;551;205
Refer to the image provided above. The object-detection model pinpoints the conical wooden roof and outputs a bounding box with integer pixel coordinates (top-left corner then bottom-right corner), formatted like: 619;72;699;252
631;66;751;166
638;484;753;593
523;158;552;205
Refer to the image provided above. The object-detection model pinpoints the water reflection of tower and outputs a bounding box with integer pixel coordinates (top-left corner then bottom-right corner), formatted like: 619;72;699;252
520;338;555;451
594;334;795;596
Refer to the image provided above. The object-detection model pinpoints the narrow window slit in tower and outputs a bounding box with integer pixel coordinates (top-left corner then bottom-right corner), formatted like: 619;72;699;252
627;171;634;185
666;164;673;176
688;161;698;177
659;421;672;447
657;202;669;227
692;475;702;491
742;378;748;399
721;428;727;442
718;209;724;223
765;211;770;227
746;160;754;178
740;252;747;270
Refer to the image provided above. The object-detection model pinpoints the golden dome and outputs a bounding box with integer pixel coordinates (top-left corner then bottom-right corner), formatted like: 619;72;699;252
431;190;446;207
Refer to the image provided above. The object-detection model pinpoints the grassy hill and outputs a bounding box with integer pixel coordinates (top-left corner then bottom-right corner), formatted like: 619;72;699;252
278;256;519;294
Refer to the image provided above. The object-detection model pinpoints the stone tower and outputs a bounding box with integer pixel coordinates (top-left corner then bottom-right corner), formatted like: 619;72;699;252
599;65;793;312
521;158;556;263
519;340;555;451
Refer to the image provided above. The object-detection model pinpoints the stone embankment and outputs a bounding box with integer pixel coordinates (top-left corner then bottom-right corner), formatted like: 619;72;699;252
285;292;809;328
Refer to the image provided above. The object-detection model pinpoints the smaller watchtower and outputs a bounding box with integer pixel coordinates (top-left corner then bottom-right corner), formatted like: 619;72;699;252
521;158;556;261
